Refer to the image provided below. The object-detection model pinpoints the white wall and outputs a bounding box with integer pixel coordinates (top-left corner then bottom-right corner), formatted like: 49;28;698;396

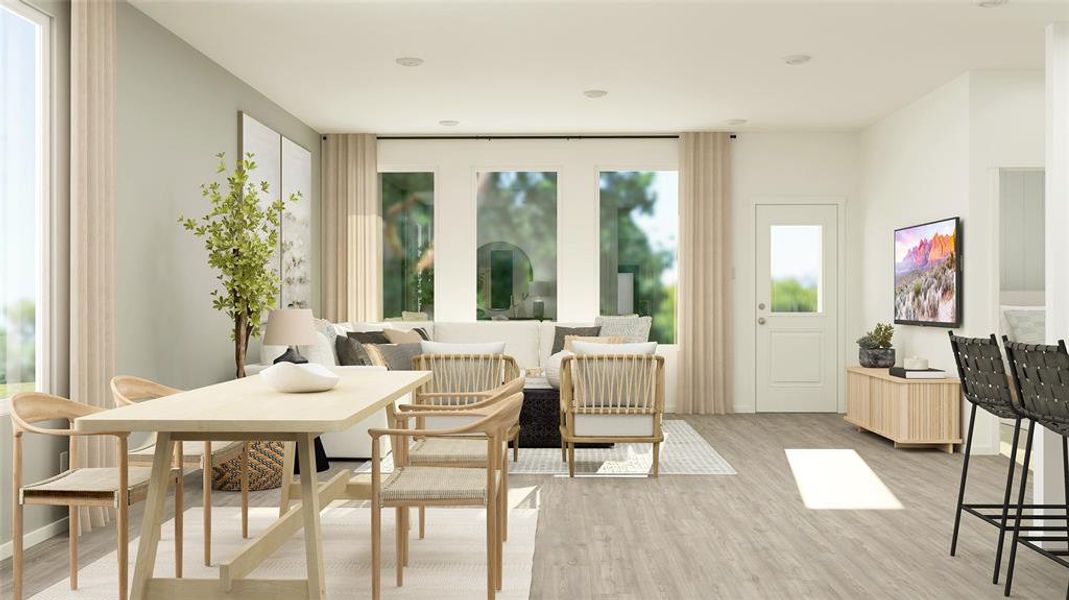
859;70;1045;455
730;132;862;413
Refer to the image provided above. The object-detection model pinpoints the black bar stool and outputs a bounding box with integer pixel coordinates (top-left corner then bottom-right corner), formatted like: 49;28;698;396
1001;339;1069;598
948;333;1026;584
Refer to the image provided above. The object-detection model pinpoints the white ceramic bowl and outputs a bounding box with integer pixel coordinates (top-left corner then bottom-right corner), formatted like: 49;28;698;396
260;361;340;393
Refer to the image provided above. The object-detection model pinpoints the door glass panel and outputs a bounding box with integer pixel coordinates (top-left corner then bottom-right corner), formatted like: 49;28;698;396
770;225;822;313
475;171;557;320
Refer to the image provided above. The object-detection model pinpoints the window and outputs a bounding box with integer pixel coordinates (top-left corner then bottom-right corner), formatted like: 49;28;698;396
1;2;50;398
599;171;678;343
381;172;434;319
476;171;557;320
770;225;822;313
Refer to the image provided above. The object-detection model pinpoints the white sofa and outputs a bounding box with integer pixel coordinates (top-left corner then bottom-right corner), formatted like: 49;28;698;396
250;319;679;458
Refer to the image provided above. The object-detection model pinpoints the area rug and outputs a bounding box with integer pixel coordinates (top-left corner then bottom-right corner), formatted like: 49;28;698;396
32;505;537;599
359;420;736;476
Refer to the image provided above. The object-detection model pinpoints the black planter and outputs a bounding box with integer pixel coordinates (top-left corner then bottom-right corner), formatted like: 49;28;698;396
859;347;896;368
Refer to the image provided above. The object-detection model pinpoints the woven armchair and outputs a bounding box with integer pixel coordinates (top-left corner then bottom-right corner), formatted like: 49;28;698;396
10;392;183;600
111;375;250;566
559;353;665;477
411;353;522;459
368;391;524;600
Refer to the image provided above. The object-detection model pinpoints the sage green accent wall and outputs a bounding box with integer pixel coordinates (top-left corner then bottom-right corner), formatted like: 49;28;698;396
116;2;321;391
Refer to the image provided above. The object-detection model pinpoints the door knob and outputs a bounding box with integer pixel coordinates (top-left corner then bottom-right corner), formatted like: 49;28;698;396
758;303;766;310
757;317;767;325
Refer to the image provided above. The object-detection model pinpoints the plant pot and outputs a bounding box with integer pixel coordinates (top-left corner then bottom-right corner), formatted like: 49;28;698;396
859;347;896;368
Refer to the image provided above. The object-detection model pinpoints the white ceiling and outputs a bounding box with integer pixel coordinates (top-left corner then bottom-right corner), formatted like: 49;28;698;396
130;0;1068;134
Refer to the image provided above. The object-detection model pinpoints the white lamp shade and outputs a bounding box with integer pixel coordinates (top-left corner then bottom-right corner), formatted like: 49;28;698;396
263;309;318;346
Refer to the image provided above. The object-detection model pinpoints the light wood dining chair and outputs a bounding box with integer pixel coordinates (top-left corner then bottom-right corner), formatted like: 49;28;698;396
394;376;525;540
410;353;523;460
559;353;665;477
9;392;184;600
369;390;524;600
110;375;250;566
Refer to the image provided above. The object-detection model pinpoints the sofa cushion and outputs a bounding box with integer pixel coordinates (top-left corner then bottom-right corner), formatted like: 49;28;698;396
419;340;507;355
538;321;595;367
433;321;541;368
544;350;572;389
563;335;625;352
366;343;423;370
595;315;652;343
551;325;601;354
384;328;427;344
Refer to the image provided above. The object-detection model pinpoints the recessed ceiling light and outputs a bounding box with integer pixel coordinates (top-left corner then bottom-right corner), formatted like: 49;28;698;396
583;89;608;99
438;120;459;127
976;0;1007;6
395;57;424;67
725;118;748;126
783;54;812;66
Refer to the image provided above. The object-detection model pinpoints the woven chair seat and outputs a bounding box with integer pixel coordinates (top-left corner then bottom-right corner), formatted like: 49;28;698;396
129;440;244;467
380;466;487;504
409;438;488;465
21;467;156;503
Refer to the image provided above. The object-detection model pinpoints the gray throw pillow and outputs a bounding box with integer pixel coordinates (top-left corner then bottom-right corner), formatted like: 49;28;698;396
336;331;390;366
552;325;601;354
595;315;652;343
372;343;423;371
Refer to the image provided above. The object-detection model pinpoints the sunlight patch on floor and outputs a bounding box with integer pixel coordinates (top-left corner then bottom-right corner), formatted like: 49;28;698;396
785;449;903;510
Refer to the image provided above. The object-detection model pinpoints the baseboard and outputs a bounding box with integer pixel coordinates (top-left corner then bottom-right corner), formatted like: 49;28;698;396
0;516;69;562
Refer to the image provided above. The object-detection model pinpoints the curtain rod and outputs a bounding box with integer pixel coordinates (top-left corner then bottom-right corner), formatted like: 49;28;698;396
326;134;739;140
331;134;681;141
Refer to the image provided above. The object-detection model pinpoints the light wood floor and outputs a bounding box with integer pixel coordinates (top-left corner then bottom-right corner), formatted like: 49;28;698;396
2;414;1066;599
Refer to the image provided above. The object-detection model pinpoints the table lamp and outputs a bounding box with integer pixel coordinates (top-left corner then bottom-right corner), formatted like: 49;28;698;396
264;308;318;364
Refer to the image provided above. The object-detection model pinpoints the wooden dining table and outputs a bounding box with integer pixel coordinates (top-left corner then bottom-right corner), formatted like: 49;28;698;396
75;368;431;600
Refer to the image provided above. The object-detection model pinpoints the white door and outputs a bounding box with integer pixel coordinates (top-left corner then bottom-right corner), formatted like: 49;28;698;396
755;204;838;412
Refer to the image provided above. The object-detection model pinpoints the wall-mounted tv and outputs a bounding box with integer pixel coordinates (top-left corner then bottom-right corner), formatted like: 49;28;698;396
894;217;962;327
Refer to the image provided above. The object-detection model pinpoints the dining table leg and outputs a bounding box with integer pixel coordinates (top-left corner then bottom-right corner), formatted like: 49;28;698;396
130;432;174;600
297;433;326;599
279;441;296;518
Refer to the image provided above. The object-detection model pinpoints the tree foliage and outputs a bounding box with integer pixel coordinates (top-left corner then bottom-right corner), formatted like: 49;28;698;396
179;153;297;377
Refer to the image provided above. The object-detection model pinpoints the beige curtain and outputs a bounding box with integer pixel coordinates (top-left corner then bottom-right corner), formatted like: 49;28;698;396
322;134;381;323
70;0;117;531
677;132;732;414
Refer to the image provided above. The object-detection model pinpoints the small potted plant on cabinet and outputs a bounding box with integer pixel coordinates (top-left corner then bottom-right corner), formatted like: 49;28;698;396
857;323;895;368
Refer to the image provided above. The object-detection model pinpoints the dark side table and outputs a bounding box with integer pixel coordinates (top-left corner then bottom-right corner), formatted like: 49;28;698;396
519;381;611;449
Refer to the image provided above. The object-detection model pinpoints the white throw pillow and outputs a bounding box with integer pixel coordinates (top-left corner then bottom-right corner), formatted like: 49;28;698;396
595;315;653;343
571;341;657;356
544;350;573;389
420;340;507;355
260;362;340;393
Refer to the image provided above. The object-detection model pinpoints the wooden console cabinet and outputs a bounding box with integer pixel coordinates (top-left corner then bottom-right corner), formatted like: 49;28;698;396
845;367;962;453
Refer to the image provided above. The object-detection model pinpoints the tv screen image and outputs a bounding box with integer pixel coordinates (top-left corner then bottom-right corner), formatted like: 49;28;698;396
893;217;961;327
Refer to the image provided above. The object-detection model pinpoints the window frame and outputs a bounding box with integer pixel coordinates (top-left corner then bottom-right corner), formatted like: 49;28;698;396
1;0;53;399
594;165;680;344
378;167;438;319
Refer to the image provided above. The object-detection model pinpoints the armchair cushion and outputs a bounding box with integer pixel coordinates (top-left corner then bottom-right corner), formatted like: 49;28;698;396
572;341;657;355
573;415;657;438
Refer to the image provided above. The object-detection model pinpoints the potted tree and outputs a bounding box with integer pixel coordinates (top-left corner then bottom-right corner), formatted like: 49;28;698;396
857;323;895;368
180;152;298;378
